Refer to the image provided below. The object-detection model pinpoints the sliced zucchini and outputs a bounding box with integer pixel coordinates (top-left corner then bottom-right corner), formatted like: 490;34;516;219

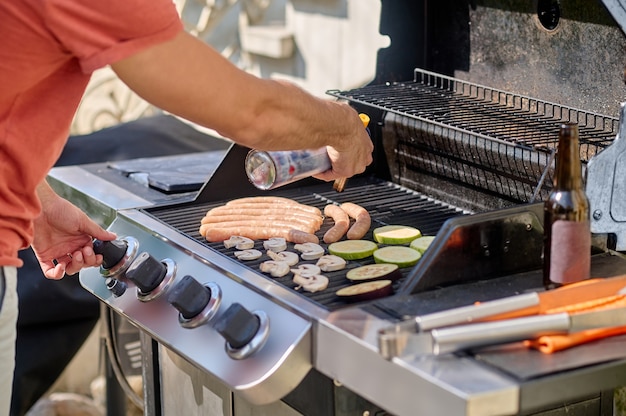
373;246;421;268
327;240;378;260
346;264;402;282
336;280;393;302
409;235;436;254
373;225;421;245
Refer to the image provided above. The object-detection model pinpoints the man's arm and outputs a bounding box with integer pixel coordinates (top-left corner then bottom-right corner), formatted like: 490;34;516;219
110;31;373;181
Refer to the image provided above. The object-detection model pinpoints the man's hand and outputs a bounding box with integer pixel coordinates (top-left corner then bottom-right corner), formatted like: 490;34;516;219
313;107;373;182
32;181;117;279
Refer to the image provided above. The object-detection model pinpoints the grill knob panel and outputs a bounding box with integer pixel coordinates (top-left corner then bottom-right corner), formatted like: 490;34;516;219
80;217;311;402
214;303;261;350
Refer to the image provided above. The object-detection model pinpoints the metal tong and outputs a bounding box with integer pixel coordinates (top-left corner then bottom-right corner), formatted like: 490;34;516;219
378;275;626;359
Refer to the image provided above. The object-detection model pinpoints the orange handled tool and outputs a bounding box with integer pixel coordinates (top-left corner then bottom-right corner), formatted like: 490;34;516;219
525;290;626;353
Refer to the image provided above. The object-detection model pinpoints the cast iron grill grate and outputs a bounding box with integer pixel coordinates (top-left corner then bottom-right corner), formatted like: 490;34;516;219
146;177;465;310
328;68;617;207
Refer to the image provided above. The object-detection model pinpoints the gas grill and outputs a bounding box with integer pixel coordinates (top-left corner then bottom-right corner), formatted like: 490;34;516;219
48;2;626;415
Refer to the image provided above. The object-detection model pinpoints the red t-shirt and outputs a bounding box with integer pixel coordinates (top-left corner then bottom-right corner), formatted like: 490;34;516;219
0;0;183;266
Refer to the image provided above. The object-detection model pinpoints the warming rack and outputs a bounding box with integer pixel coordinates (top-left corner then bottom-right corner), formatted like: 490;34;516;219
328;68;618;205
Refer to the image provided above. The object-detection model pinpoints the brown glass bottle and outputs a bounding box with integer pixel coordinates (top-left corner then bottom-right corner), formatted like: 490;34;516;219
543;123;590;288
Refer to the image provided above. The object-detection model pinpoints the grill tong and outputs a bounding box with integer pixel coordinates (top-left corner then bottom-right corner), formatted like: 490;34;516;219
378;275;626;359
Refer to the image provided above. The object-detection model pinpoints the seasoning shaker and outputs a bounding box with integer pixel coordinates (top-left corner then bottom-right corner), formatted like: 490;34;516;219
245;114;370;190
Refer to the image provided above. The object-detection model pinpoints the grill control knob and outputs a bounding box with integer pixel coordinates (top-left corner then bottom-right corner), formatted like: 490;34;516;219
125;252;168;294
105;277;127;297
93;239;128;270
93;237;139;278
168;275;212;319
214;303;260;350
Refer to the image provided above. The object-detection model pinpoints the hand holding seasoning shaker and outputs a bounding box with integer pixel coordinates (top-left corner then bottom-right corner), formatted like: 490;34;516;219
245;113;370;190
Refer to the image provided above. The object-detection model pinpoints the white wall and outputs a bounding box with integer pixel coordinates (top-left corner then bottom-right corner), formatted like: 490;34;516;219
71;0;388;134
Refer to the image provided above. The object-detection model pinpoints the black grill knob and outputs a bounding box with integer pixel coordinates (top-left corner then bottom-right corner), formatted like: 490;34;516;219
105;277;127;297
125;252;167;293
214;303;260;350
167;275;212;320
93;239;128;270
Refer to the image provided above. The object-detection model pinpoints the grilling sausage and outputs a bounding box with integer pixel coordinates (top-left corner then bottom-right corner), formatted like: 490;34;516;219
225;199;322;216
200;219;318;236
205;204;323;226
201;213;319;229
340;202;371;240
200;196;324;244
216;202;321;215
323;204;350;243
202;226;319;244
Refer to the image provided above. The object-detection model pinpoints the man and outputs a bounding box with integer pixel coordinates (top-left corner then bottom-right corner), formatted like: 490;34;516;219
10;114;230;415
0;1;373;414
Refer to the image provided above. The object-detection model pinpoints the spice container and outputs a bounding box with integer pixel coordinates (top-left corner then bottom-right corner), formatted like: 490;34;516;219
245;148;331;190
245;114;370;190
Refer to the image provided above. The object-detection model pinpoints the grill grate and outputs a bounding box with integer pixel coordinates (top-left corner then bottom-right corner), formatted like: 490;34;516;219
328;68;617;209
146;177;465;310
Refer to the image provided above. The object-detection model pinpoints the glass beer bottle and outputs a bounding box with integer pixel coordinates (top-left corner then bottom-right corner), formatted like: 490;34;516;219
543;122;591;288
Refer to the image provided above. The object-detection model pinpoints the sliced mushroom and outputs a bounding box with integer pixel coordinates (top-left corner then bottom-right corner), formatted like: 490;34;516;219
266;250;299;266
224;236;255;250
233;249;262;261
263;237;287;252
259;260;291;277
316;255;347;272
293;242;325;260
290;264;321;277
293;274;329;293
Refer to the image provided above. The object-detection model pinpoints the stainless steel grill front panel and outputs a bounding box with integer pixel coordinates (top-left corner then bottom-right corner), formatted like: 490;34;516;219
79;210;313;405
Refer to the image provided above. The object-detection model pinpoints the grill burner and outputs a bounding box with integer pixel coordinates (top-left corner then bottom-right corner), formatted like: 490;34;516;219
146;176;465;310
